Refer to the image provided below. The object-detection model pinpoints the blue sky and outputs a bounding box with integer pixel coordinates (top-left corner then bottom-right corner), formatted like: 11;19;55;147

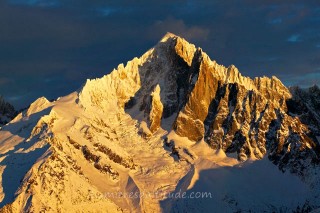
0;0;319;108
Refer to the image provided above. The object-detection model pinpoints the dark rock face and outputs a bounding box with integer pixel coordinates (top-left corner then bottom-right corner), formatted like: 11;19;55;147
0;96;16;125
124;36;202;132
288;86;320;136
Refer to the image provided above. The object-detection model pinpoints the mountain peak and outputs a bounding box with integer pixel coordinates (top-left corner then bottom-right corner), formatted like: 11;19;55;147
160;32;178;42
26;97;51;116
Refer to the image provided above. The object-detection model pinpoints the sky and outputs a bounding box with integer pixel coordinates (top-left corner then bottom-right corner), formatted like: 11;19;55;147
0;0;319;109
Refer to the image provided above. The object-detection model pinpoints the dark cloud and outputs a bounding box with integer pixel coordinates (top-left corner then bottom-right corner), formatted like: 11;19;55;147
8;0;60;7
0;0;319;109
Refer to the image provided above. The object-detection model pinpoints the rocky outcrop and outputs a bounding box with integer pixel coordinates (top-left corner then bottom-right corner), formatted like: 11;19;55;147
0;96;16;126
288;85;320;135
149;85;164;132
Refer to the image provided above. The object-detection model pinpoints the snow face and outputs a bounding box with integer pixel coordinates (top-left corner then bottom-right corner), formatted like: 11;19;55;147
161;157;310;213
0;33;319;212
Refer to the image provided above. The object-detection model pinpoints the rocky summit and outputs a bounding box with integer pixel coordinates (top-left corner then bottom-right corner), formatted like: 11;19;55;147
0;33;319;212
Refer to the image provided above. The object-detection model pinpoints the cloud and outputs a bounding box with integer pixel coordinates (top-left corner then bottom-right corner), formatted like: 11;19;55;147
147;17;210;42
8;0;59;7
95;7;118;16
281;71;320;87
287;34;301;42
0;78;12;86
268;18;283;24
7;94;28;101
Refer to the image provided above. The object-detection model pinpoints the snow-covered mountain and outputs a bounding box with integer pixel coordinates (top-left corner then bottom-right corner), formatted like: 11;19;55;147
0;96;16;126
0;33;319;212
